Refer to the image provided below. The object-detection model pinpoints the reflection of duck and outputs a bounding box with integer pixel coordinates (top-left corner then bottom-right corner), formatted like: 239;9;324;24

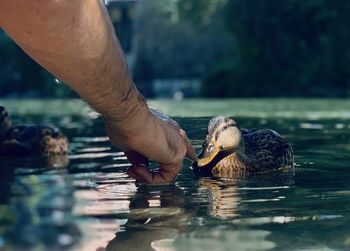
0;106;69;156
198;178;240;219
194;116;294;177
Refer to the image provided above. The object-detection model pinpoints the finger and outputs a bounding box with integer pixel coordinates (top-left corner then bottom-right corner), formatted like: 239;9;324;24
127;165;154;183
125;151;149;166
153;162;180;183
180;129;198;161
127;166;147;182
128;162;180;184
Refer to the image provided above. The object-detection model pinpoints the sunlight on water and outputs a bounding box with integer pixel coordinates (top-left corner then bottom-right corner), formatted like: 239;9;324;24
0;99;350;251
149;99;350;119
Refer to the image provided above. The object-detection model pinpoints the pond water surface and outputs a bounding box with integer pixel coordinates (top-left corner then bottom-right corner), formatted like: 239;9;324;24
0;99;350;251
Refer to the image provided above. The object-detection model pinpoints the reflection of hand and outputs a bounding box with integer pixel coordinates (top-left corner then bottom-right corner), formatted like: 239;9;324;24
106;109;197;184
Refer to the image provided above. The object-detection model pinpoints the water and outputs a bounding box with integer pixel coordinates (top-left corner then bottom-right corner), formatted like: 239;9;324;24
1;99;350;251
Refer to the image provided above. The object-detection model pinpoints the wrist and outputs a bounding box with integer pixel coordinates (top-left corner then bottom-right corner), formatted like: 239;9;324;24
103;88;151;135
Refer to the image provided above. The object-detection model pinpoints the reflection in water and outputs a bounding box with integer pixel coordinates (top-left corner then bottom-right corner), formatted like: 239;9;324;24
174;229;276;251
0;154;69;170
1;101;350;251
0;165;80;250
197;178;240;219
104;186;191;251
107;228;178;251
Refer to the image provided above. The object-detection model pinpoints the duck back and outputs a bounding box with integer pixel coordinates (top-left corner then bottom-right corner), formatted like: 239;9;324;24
243;129;294;172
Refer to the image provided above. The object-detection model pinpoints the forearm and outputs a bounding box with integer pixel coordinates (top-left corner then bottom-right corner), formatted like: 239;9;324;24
0;0;149;128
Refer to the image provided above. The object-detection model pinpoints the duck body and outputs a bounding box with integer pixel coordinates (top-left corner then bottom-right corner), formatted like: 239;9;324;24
0;106;69;157
193;116;294;177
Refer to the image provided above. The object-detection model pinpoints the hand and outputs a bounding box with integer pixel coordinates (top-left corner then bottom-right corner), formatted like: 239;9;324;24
106;109;197;184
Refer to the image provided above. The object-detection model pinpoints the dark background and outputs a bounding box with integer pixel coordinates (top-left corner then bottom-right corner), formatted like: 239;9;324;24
0;0;349;98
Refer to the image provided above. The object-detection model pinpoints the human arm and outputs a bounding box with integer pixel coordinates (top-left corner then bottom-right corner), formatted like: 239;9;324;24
0;0;197;183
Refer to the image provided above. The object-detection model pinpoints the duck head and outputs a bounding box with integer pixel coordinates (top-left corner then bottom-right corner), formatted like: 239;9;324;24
195;116;244;173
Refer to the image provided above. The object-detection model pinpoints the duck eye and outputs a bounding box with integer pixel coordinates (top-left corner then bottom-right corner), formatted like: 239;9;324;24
208;145;215;152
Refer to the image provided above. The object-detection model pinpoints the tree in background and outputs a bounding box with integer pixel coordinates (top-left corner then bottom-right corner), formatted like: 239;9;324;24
1;1;350;98
0;30;76;98
202;0;350;97
133;0;234;97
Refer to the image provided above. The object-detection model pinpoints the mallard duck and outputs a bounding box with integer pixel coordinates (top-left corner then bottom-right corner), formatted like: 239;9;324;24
193;116;294;177
0;106;69;156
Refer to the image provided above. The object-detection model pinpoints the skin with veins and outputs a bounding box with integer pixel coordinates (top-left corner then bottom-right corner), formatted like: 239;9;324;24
0;0;196;183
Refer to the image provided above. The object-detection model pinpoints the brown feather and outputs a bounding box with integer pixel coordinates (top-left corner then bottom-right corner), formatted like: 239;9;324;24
194;117;294;177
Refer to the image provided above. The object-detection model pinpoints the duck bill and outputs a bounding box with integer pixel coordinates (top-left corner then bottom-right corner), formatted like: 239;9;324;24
197;146;220;167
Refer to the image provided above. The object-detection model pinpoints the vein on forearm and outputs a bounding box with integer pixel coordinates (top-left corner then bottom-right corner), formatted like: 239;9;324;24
0;0;147;124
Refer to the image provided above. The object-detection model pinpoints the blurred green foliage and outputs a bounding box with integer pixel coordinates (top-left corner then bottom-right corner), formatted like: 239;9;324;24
135;0;350;98
133;0;233;97
201;0;350;97
1;0;349;98
0;31;75;98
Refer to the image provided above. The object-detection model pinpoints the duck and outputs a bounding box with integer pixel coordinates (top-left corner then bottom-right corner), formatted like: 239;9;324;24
0;106;69;157
193;116;294;177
